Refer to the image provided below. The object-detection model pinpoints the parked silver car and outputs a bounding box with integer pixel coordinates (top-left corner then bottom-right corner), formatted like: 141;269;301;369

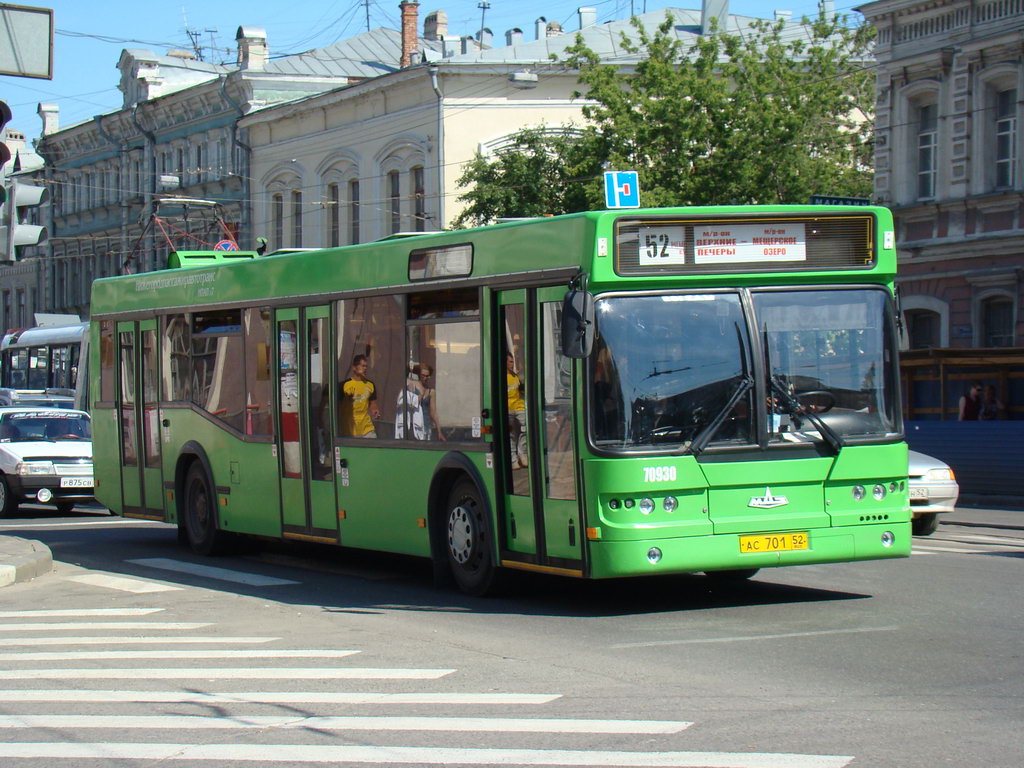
908;450;959;535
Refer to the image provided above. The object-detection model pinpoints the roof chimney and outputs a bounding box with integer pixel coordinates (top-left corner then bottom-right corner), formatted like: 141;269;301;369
400;1;419;68
477;27;493;47
774;10;792;21
424;10;447;41
578;7;597;29
505;27;523;46
700;0;729;34
235;26;268;71
535;17;547;41
38;103;59;137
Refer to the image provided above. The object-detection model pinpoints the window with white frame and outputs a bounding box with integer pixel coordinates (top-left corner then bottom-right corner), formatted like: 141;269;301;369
388;170;401;234
917;102;938;200
412;165;426;231
349;178;360;244
327;182;340;247
291;190;303;248
995;88;1017;189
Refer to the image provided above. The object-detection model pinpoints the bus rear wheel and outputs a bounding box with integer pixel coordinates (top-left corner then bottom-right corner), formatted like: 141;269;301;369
445;479;496;596
183;463;226;556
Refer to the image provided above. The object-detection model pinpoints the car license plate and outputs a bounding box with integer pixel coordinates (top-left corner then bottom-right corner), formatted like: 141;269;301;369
60;477;93;488
909;487;929;499
739;532;809;554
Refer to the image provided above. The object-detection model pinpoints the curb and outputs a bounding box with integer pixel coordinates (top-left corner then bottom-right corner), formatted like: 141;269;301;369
0;537;53;588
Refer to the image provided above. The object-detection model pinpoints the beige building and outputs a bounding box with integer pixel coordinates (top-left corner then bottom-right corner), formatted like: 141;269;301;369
243;3;800;247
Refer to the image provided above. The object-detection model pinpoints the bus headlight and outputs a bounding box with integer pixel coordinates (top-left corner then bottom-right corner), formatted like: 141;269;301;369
638;498;655;515
873;484;887;500
647;547;662;564
663;496;678;512
881;531;895;547
17;461;55;476
851;485;866;501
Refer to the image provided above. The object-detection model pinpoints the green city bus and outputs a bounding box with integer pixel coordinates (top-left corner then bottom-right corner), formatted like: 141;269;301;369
89;205;910;594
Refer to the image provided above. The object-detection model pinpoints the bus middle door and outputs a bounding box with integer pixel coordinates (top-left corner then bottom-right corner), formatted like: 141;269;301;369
276;306;338;543
116;319;164;520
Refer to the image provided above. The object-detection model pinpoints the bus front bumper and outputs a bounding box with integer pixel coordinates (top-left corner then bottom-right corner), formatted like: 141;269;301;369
585;522;912;579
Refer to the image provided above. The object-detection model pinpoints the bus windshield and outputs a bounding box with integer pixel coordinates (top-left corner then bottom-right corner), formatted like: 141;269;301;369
589;287;900;451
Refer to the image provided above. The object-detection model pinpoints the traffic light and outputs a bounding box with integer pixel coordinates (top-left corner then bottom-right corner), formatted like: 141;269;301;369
1;178;48;261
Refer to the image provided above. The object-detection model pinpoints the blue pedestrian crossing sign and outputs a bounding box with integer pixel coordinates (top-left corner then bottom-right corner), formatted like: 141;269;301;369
604;171;640;209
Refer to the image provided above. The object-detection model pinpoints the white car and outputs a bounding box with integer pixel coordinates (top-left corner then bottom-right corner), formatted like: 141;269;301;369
0;407;93;516
908;450;959;536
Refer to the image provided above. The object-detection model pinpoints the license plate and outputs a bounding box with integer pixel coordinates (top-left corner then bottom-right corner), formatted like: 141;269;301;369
739;532;809;554
60;477;93;488
909;487;929;499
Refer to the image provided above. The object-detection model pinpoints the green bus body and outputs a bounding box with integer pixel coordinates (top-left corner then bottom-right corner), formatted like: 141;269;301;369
89;205;910;593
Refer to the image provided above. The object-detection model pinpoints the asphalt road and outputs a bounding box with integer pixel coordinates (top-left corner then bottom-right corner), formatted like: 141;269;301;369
0;507;1021;768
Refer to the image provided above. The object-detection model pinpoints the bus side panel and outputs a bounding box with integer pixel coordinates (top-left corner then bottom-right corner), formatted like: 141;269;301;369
92;405;123;513
335;445;487;557
163;408;282;538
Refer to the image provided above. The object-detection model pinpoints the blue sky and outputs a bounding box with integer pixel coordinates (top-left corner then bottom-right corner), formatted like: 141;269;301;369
1;0;861;135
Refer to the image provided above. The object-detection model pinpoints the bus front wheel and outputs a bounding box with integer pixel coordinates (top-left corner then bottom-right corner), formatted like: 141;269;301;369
445;479;496;596
183;463;226;556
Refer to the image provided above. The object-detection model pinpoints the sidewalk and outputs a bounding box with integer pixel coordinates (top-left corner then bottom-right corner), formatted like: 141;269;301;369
0;502;1020;589
0;536;53;588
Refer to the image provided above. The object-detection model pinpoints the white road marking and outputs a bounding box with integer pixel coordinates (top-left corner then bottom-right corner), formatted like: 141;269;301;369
0;519;156;529
911;544;987;554
611;626;898;649
1;649;360;661
0;690;561;705
0;743;854;767
950;533;1024;547
127;557;299;586
0;714;691;734
0;608;162;618
67;573;181;592
0;622;209;632
2;666;455;680
0;635;276;647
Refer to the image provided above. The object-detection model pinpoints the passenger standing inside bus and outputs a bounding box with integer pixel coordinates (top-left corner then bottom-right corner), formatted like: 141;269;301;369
417;364;445;441
340;354;381;438
507;353;527;468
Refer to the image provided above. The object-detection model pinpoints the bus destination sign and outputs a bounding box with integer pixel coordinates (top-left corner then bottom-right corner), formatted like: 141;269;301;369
692;222;806;264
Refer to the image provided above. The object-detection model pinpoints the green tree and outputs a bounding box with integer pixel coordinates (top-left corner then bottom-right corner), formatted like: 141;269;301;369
454;12;875;221
452;127;601;228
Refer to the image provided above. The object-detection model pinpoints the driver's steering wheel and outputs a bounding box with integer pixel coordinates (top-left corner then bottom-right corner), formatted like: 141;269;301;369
795;390;836;414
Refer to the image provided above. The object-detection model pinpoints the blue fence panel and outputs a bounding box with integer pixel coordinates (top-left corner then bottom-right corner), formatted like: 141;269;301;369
905;421;1024;497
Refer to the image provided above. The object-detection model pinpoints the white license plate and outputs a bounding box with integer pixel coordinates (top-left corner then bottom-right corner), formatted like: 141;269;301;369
909;486;929;499
60;477;93;488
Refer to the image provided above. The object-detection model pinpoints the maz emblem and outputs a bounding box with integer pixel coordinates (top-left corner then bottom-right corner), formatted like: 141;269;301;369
749;487;789;509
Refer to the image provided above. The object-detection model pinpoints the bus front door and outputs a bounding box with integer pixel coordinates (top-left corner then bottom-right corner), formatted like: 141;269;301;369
116;319;164;520
276;306;338;543
497;287;582;575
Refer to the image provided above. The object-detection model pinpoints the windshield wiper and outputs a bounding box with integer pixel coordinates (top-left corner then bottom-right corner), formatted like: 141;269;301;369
686;374;754;456
768;374;844;454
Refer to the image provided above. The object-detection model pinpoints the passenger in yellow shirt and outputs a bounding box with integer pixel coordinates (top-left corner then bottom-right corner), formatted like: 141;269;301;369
507;352;527;468
340;354;381;438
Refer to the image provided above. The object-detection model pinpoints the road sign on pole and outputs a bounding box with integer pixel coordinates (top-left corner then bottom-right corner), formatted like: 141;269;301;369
604;171;640;209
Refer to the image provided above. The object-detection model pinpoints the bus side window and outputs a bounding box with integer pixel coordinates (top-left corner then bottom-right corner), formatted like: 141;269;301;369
335;296;404;439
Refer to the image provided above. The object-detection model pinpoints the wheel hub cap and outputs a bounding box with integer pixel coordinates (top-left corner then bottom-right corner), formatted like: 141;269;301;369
448;504;473;564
